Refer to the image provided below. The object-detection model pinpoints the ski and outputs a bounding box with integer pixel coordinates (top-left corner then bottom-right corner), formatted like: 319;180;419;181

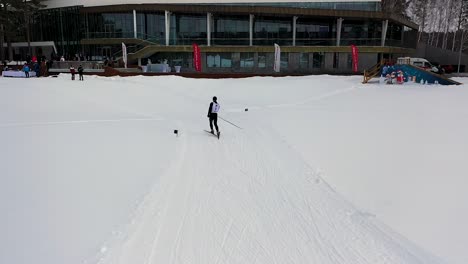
204;130;220;140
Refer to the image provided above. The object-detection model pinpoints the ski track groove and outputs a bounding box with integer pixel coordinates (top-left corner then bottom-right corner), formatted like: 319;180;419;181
93;85;443;264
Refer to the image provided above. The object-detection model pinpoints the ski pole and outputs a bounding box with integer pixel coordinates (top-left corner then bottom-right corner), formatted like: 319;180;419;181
219;116;243;129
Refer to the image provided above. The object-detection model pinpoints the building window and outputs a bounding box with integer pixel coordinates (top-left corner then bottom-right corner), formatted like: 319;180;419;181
258;53;267;68
148;52;193;68
240;52;254;67
299;53;309;69
254;16;293;46
296;18;335;46
313;52;324;68
333;52;339;69
136;12;165;44
171;13;207;45
280;53;289;69
347;53;353;69
212;15;249;45
207;53;232;68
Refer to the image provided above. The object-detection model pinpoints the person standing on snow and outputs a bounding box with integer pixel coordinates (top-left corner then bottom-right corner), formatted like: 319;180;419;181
207;96;220;136
78;65;84;81
70;66;76;80
23;64;30;78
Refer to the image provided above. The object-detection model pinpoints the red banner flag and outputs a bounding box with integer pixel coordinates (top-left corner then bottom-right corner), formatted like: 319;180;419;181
193;43;201;72
351;45;359;73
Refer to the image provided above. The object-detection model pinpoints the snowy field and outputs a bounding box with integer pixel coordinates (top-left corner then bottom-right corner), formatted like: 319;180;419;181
1;74;467;264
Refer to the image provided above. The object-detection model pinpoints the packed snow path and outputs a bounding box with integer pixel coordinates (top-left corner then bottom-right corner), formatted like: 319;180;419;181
94;111;440;264
2;75;461;264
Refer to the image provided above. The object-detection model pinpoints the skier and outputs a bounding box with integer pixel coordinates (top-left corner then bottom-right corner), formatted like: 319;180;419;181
207;96;220;137
78;65;84;81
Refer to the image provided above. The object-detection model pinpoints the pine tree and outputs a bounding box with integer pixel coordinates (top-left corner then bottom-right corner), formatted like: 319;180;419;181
0;0;45;61
21;0;45;58
0;0;21;61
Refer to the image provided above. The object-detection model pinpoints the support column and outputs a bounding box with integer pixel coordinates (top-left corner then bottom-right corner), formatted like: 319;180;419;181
207;12;212;46
85;13;90;39
133;10;137;38
336;18;343;46
249;14;254;46
381;20;388;47
292;16;298;46
165;10;171;46
59;9;65;54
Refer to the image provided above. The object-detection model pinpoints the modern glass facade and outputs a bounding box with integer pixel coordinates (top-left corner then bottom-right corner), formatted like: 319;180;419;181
29;5;415;50
254;16;293;46
31;6;81;58
341;20;382;46
170;13;207;45
386;22;403;47
211;15;250;45
312;52;325;68
296;18;336;46
86;13;134;39
136;12;165;44
207;53;232;67
240;52;254;67
14;2;418;73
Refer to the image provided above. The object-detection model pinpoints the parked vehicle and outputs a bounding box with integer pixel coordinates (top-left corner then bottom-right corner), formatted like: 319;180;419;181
397;57;442;74
441;65;455;74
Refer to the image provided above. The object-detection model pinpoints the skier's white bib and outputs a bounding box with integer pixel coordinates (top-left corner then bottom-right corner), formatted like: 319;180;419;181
211;103;220;113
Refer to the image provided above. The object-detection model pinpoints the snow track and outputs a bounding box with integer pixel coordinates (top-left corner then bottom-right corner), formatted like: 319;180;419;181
2;75;455;264
95;116;442;264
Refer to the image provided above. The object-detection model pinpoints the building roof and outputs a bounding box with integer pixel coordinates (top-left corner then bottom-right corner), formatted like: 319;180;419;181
43;0;381;9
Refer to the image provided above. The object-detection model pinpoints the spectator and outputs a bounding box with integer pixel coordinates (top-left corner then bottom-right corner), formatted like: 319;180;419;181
23;64;30;78
70;66;76;80
382;64;389;77
34;62;40;77
78;65;84;81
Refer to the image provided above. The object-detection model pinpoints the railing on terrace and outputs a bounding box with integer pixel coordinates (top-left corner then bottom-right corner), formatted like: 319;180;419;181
86;31;136;39
85;32;164;43
84;32;411;48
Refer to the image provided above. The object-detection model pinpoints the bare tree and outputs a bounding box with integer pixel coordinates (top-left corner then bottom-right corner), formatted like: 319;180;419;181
441;0;454;49
452;0;468;51
410;0;430;42
382;0;410;17
456;0;468;72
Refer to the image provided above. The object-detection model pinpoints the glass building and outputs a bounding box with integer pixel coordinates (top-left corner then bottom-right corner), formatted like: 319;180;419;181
15;0;418;74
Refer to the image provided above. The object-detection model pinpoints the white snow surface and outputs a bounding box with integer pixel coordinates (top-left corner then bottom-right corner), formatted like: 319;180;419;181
1;75;467;264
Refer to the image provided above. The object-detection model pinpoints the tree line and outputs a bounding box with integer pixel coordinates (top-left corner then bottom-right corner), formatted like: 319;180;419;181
0;0;45;62
407;0;468;52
